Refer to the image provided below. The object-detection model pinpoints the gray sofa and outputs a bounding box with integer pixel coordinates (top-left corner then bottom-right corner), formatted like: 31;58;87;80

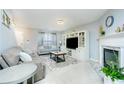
37;45;59;55
0;46;45;83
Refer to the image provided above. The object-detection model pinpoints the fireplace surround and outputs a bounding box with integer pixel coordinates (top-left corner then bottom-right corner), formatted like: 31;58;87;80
103;47;119;68
99;34;124;83
100;46;124;68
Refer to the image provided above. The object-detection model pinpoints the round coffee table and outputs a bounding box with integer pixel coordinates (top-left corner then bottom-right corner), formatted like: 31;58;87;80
0;63;37;84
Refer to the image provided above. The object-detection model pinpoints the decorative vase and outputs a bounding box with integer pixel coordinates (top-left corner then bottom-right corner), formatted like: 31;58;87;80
104;76;124;84
115;27;121;32
101;31;105;36
104;76;113;84
99;25;105;36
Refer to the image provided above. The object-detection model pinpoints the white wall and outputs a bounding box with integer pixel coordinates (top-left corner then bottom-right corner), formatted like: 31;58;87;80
56;32;62;47
0;10;17;53
99;10;124;35
15;27;62;52
81;22;100;61
14;27;39;52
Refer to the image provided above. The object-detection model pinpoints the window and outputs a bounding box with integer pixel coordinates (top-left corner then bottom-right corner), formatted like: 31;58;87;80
38;32;57;49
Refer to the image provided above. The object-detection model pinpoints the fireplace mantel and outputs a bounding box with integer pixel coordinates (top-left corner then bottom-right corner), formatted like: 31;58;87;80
97;32;124;40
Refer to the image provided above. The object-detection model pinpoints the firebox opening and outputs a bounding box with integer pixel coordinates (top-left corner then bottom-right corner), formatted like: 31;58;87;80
104;48;119;68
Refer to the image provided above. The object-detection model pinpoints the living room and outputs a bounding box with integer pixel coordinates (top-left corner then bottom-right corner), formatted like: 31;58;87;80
1;9;124;84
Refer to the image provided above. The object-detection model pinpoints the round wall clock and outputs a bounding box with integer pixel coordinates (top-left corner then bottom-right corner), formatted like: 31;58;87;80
105;16;114;27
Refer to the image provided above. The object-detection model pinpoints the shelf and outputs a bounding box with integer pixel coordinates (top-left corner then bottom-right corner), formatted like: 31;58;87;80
97;32;124;40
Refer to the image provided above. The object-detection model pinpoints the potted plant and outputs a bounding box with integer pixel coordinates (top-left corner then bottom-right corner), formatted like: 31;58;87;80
99;25;105;36
101;64;124;84
101;52;124;84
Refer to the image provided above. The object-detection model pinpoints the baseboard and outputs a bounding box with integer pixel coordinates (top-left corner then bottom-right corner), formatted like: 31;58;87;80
90;58;99;63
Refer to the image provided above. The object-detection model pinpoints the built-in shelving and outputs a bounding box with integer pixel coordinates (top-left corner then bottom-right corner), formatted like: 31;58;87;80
63;31;85;47
62;31;89;61
97;32;124;40
79;32;85;47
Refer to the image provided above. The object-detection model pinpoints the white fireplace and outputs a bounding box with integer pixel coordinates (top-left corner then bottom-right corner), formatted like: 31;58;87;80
100;46;124;68
99;37;124;68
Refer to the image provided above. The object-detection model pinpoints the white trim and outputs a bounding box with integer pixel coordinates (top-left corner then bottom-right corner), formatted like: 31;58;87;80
90;58;99;63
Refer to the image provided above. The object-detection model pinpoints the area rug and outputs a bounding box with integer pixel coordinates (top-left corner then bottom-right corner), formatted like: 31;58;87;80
39;55;80;72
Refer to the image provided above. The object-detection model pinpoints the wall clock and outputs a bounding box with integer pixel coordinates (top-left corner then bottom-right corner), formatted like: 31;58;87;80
105;16;114;27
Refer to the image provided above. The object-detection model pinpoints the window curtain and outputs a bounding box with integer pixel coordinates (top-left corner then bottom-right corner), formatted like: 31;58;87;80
38;32;57;49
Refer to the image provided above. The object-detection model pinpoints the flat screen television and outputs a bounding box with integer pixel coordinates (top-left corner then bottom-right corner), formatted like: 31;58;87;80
66;37;78;49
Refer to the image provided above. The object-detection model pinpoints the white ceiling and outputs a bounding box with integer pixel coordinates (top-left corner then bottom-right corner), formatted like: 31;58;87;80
10;9;108;32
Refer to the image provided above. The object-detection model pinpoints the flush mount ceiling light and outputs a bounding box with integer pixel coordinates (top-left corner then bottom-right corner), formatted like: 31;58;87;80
57;19;64;25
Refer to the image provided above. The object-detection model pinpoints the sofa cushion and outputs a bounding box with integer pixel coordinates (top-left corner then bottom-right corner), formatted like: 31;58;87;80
0;56;9;68
1;47;22;66
19;52;32;62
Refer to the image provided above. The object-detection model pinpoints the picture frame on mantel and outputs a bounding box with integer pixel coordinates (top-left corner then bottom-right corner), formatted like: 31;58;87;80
2;10;11;28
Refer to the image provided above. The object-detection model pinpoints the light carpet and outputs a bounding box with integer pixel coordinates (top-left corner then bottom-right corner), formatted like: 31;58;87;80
36;55;103;84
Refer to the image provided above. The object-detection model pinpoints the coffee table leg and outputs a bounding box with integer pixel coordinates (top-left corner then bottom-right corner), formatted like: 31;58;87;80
63;55;65;61
56;55;58;62
50;53;51;59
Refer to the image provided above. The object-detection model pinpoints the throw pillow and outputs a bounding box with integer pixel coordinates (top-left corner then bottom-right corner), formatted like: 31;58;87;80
19;52;32;62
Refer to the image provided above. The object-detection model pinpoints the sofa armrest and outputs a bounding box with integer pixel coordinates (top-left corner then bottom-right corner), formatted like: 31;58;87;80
24;61;45;82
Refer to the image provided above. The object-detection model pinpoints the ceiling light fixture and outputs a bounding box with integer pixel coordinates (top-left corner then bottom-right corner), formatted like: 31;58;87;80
57;19;64;25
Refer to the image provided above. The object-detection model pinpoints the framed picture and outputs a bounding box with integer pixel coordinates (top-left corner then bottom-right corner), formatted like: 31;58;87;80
2;10;11;28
